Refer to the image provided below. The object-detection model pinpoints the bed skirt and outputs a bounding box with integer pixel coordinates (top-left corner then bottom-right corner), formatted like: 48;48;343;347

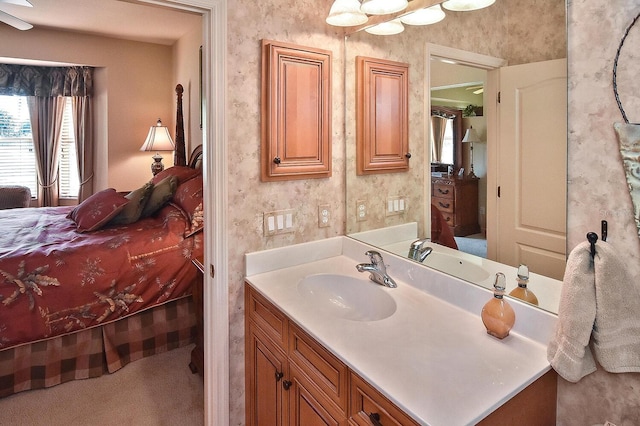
0;296;196;398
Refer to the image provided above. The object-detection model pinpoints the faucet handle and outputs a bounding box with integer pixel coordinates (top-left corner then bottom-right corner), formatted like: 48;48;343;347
365;250;383;264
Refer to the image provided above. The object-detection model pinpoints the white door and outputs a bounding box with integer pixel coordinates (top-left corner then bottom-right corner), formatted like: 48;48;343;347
494;59;567;280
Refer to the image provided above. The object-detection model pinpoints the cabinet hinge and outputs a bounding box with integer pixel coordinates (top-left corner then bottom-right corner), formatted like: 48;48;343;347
497;91;501;103
497;186;501;198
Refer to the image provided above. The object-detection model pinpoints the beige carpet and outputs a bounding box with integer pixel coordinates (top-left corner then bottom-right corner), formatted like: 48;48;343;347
0;345;204;426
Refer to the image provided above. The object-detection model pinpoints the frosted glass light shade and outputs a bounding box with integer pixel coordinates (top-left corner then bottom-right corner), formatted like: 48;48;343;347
400;4;446;25
326;0;368;26
360;0;408;15
365;18;404;35
442;0;496;12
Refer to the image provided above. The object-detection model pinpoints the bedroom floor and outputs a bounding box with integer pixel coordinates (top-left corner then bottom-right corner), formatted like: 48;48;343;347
0;345;204;425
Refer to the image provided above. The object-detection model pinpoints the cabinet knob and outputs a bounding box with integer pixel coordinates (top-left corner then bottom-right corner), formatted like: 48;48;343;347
275;371;283;382
273;157;281;164
405;153;411;159
369;412;383;426
282;380;292;390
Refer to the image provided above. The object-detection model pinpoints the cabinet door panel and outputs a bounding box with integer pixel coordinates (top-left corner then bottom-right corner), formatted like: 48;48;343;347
246;323;288;426
290;363;347;426
356;56;409;175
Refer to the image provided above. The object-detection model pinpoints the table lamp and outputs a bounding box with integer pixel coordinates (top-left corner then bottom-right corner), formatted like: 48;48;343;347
140;118;175;176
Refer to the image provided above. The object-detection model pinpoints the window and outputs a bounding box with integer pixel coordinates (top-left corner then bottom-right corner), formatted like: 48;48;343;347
0;96;79;200
441;119;454;165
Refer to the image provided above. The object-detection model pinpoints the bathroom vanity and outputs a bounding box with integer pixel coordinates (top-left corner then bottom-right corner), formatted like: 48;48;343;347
245;237;558;425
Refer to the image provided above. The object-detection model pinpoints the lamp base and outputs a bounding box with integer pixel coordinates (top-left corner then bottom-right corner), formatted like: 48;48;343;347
151;153;164;176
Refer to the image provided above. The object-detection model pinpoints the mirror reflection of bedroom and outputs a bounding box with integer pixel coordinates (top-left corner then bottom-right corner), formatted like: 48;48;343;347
0;1;205;423
430;60;488;258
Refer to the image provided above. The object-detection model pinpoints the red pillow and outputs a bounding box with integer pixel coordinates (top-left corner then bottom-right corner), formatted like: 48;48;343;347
172;175;203;236
67;188;129;233
152;166;200;186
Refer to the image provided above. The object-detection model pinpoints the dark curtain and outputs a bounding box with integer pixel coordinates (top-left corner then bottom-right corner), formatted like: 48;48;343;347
1;64;94;205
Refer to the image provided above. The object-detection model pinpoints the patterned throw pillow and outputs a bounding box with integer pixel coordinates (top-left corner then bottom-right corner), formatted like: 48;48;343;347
172;175;204;236
108;182;154;225
141;175;178;218
67;188;129;232
152;166;200;186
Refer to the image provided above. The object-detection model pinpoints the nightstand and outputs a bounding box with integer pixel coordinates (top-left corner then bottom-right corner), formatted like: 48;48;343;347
189;255;205;376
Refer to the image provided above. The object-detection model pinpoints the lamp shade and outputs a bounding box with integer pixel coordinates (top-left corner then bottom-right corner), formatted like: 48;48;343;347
140;119;175;152
326;0;369;26
360;0;408;15
441;0;496;12
365;18;404;35
400;4;446;26
462;126;481;143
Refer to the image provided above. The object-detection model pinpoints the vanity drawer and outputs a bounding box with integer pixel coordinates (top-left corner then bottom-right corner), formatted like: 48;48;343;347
433;183;454;199
245;282;288;348
289;323;349;412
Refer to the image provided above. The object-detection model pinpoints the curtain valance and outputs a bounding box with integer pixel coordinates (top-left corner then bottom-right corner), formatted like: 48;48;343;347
0;64;93;97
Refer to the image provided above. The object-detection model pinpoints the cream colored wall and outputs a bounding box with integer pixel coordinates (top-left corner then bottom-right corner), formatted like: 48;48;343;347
0;26;174;192
564;0;640;424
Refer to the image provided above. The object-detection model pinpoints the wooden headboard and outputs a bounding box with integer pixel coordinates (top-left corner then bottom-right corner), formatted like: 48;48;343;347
189;145;203;170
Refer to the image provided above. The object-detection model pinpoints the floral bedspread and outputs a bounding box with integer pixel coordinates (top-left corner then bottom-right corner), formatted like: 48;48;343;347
0;204;202;350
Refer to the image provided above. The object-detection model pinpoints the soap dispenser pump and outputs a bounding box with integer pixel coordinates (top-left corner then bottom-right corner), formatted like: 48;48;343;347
509;264;539;306
481;272;516;339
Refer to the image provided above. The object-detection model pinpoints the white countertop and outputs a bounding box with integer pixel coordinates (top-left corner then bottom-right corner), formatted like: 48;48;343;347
245;237;557;426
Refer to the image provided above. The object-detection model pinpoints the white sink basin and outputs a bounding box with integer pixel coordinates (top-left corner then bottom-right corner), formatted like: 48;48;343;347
297;273;397;321
422;252;491;282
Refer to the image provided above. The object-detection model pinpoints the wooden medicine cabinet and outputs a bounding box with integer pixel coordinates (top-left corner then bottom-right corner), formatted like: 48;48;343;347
261;40;332;181
356;56;410;175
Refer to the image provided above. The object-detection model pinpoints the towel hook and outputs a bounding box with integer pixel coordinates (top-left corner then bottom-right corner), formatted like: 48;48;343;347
587;232;598;259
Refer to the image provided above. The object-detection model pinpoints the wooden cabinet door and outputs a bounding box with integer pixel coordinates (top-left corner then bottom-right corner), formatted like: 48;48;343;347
246;323;289;426
289;363;347;426
261;40;332;181
356;56;409;175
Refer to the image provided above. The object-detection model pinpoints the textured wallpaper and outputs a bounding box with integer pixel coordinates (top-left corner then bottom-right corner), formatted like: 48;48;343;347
563;0;640;424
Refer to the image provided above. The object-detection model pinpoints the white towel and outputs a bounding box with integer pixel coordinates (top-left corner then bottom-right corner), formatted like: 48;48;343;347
547;240;640;382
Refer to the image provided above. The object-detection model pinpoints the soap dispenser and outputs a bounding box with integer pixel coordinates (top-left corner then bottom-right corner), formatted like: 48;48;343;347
509;264;539;306
481;272;515;339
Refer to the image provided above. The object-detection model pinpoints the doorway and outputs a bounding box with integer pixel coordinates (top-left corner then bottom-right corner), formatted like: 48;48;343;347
425;43;505;260
135;1;229;425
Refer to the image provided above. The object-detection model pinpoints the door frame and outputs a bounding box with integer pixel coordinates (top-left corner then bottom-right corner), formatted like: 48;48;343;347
424;43;505;258
136;1;228;425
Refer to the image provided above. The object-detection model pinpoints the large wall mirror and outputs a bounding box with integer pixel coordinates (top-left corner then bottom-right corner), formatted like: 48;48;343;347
345;0;567;314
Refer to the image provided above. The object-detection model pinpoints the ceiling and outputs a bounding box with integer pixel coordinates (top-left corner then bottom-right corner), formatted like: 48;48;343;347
0;0;201;45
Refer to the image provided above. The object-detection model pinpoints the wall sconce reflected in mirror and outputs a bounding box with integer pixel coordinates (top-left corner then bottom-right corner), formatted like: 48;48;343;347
140;118;175;176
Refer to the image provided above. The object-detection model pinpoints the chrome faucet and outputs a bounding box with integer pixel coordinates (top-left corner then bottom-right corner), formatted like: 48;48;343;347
356;250;397;288
408;238;433;263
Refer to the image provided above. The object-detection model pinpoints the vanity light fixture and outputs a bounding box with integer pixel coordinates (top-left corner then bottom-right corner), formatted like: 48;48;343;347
140;118;175;176
365;18;405;35
400;4;446;26
326;0;368;26
360;0;408;15
441;0;496;12
462;126;480;179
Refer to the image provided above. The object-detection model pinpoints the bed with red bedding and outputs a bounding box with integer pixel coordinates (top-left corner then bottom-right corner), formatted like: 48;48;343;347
0;159;204;397
0;85;203;397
